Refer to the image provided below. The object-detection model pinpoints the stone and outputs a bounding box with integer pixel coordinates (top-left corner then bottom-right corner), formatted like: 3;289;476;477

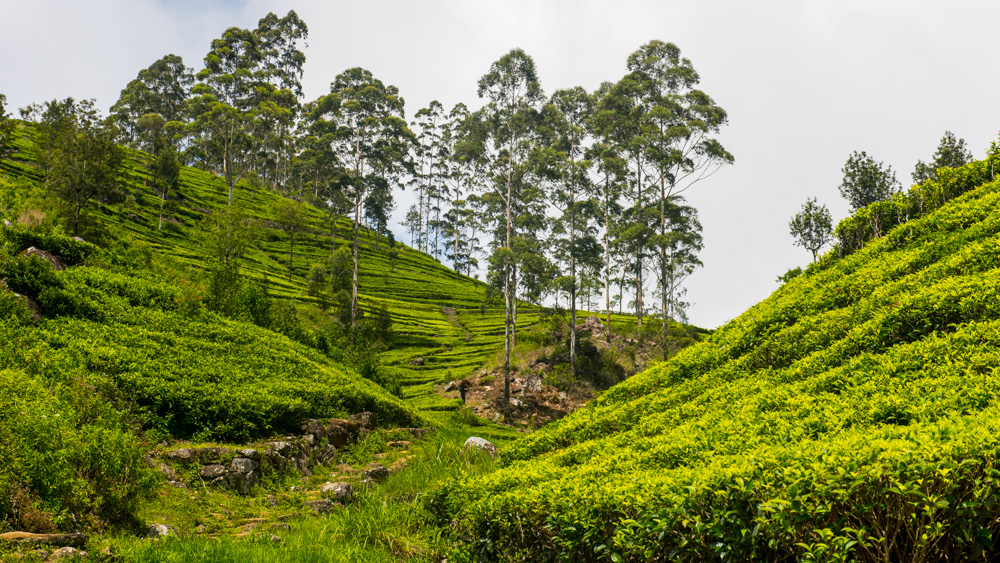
389;458;408;473
147;524;172;538
200;464;227;479
226;470;258;494
464;437;499;459
324;419;359;449
319;482;354;503
270;535;282;544
47;546;86;561
230;457;256;474
265;441;293;455
1;219;10;226
300;419;327;439
408;357;425;366
20;247;65;271
361;465;390;483
524;375;543;393
349;411;376;430
0;532;87;549
236;448;261;461
304;499;335;514
158;464;177;481
165;448;193;464
400;427;434;439
586;315;604;328
443;380;458;392
386;440;410;449
71;236;86;244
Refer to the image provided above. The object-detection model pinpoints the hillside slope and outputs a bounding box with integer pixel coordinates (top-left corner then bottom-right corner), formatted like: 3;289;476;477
435;160;1000;561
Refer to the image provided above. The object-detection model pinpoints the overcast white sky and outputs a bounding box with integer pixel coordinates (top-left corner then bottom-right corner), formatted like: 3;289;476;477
3;0;1000;328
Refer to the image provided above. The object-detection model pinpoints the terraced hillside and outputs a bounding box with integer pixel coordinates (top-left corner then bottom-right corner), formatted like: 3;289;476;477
435;159;1000;561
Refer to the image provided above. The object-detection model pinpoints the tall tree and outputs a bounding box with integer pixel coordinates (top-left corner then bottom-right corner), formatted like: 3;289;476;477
588;139;626;343
111;54;193;147
0;94;13;159
277;199;308;281
136;113;181;230
627;40;731;347
308;67;413;327
839;150;900;211
45;101;125;235
912;131;972;184
545;86;596;374
789;197;833;262
466;48;544;416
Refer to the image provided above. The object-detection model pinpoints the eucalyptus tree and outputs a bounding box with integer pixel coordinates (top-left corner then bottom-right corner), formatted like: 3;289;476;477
111;54;193;147
627;40;731;345
308;67;413;327
594;71;654;327
0;94;13;158
412;101;446;255
460;48;544;414
912;131;972;184
136;113;180;230
588;139;627;342
277;198;308;281
544;86;598;374
189;11;306;204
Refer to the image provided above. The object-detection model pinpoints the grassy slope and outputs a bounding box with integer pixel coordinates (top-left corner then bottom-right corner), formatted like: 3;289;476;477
438;163;1000;561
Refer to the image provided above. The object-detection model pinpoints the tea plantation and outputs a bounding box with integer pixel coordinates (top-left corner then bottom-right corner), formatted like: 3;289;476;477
433;160;1000;561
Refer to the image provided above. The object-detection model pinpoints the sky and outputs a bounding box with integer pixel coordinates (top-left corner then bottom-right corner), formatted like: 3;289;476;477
3;0;1000;329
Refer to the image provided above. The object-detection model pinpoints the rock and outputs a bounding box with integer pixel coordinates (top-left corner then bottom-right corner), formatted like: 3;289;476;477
0;532;87;549
195;525;207;533
362;465;390;483
71;236;86;244
165;448;193;464
265;450;287;469
464;437;499;459
147;524;172;538
20;247;65;271
510;398;523;408
408;357;425;366
236;448;261;461
270;535;282;544
324;419;359;449
200;464;227;479
1;219;10;226
191;447;228;463
300;419;327;439
304;499;335;514
349;412;376;430
270;523;291;532
586;315;604;328
524;375;543;393
230;458;256;474
559;392;568;402
265;441;293;456
47;546;86;561
226;470;258;494
386;440;410;449
157;464;178;481
443;380;458;392
319;482;354;503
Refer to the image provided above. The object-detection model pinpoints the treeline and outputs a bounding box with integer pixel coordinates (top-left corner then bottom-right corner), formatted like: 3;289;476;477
1;11;734;414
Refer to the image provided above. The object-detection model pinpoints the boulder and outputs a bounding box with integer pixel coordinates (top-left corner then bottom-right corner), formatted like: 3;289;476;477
464;437;499;459
443;380;458;392
226;470;258;494
362;465;390;483
319;482;354;503
324;419;359;449
157;464;178;481
20;247;65;271
236;448;261;461
200;464;227;479
304;499;336;514
300;419;327;439
147;524;172;538
0;532;87;549
265;441;293;456
386;440;410;449
349;412;377;430
524;375;543;393
165;448;193;464
71;236;86;244
230;458;256;474
408;357;425;366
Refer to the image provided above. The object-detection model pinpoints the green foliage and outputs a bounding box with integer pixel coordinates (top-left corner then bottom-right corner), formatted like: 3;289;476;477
789;197;833;262
0;369;158;533
912;130;972;184
839;150;901;212
435;162;1000;561
0;223;99;265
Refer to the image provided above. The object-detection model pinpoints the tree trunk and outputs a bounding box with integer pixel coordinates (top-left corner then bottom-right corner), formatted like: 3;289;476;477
605;190;612;344
569;163;577;376
660;173;668;360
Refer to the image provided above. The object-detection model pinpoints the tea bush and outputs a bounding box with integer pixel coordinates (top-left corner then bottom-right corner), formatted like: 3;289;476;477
436;162;1000;561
